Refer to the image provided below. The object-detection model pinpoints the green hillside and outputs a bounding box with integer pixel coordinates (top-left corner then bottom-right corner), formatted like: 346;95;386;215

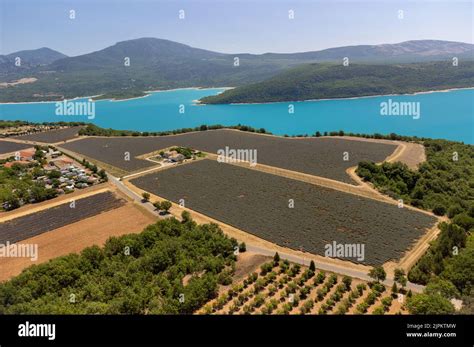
200;62;474;104
1;38;473;102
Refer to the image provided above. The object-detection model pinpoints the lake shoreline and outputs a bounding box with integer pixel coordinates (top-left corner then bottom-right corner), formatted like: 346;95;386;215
1;86;472;106
196;86;474;106
0;87;232;105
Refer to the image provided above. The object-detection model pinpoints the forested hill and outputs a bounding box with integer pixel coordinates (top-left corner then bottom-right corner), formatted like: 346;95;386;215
1;38;473;102
199;62;474;104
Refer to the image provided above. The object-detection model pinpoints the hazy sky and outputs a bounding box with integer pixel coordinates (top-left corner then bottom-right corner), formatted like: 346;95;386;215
1;0;472;56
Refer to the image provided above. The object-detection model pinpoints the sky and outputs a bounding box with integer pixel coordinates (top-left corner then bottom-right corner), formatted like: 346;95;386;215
0;0;472;56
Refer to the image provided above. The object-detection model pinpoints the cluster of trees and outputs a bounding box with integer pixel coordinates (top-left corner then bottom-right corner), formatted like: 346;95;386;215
0;145;108;211
0;160;58;211
0;120;31;129
141;193;173;215
79;158;106;180
200;62;474;104
0;216;238;314
169;147;195;160
357;140;473;217
312;131;424;142
78;124;269;137
359;139;473;313
0;120;85;131
152;200;172;214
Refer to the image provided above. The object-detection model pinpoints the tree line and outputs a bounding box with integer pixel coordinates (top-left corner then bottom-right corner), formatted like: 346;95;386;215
0;216;238;314
357;139;473;313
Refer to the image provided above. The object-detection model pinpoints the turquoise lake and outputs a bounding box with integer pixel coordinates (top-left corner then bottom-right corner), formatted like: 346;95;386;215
0;88;472;143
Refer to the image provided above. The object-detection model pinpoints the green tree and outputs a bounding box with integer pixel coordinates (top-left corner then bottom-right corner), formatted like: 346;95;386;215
273;252;280;265
425;277;460;299
47;170;61;179
309;260;316;272
368;266;386;283
441;248;474;295
98;169;107;180
160;200;172;214
181;210;191;223
391;282;398;294
342;276;352;290
394;268;407;288
407;293;455;314
142;192;150;202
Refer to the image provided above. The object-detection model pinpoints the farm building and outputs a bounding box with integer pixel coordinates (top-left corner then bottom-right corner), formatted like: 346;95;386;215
19;149;35;161
4;160;30;168
52;158;74;170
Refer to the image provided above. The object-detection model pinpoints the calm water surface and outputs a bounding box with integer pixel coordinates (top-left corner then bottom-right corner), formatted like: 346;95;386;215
0;88;472;143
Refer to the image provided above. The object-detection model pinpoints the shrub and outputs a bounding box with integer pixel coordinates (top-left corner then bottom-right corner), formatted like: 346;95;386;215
316;287;328;301
342;276;352;290
368;266;386;282
253;294;265;308
299;285;311;299
356;302;369;313
365;292;377;305
318;304;328;315
314;271;326;285
260;262;273;276
300;299;314;314
287;282;298;293
381;296;393;308
181;210;192;223
372;306;385;315
273;252;280;265
141;192;150;201
309;260;316;272
160;200;172;213
433;205;447;216
372;283;386;294
289;264;301;277
335;302;348;314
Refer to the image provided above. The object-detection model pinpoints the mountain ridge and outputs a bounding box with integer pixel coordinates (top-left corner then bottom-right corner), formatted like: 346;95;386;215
1;38;473;103
0;48;67;71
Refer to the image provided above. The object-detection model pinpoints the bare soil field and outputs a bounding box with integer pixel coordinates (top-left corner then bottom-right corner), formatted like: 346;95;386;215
0;191;125;244
130;159;437;266
61;129;397;183
232;252;271;283
0;203;156;282
13;126;83;143
0;140;32;155
0;77;37;88
330;135;426;169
